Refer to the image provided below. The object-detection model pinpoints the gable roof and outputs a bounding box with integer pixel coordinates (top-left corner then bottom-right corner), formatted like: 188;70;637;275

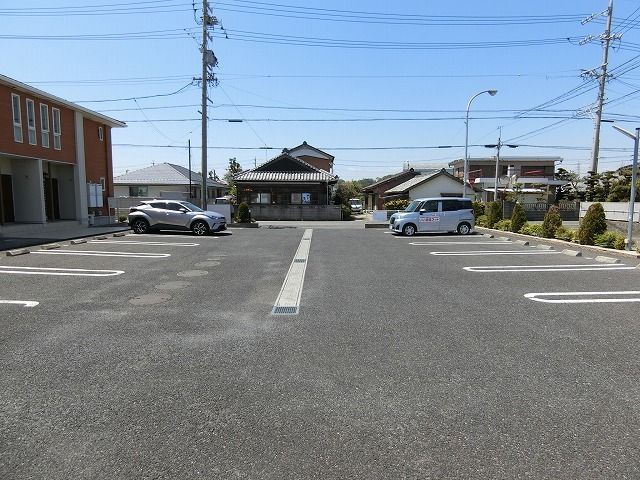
233;153;337;183
287;141;334;160
362;169;417;191
113;163;228;187
1;74;126;128
385;169;474;194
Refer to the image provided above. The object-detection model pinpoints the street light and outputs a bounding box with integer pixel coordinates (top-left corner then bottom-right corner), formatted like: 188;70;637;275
464;89;498;197
612;124;639;251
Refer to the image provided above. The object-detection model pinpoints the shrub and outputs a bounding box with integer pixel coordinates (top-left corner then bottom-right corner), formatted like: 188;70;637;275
554;226;576;242
578;202;607;245
118;215;127;223
235;202;251;223
542;205;563;238
494;219;512;231
340;204;352;220
486;201;502;228
384;199;410;210
510;202;527;233
472;201;485;218
476;215;489;227
594;231;626;250
519;224;544;237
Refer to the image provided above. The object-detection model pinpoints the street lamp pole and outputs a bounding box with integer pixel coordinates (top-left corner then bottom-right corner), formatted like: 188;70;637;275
464;89;497;197
612;125;639;250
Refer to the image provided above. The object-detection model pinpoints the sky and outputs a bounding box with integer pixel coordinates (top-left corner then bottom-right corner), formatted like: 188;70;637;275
3;0;640;181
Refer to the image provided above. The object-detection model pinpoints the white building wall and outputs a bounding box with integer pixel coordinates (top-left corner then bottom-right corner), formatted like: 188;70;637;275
408;176;465;200
50;163;76;220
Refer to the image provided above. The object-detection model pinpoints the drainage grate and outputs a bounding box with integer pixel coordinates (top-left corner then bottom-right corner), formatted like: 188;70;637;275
293;258;306;263
272;306;299;315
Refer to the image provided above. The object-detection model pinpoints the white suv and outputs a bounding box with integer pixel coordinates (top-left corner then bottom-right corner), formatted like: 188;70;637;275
389;198;474;236
128;200;227;236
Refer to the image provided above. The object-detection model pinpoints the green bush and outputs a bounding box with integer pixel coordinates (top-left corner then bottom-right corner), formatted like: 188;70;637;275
519;224;544;237
472;201;485;218
384;199;410;210
554;226;576;242
494;219;512;231
486;201;502;228
594;231;626;250
510;202;527;233
542;205;563;238
578;203;607;245
118;215;127;223
476;215;489;227
235;202;251;223
340;204;352;220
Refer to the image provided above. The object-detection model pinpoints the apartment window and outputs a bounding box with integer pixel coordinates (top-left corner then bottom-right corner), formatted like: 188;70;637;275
98;126;104;141
129;186;148;197
52;108;61;150
11;94;23;143
26;99;37;145
40;104;50;147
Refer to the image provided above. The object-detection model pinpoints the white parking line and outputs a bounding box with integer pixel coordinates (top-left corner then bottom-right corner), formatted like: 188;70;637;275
0;300;39;307
464;264;636;273
32;250;170;258
272;229;313;315
0;266;124;276
90;240;199;247
410;241;512;245
525;291;640;304
430;250;561;256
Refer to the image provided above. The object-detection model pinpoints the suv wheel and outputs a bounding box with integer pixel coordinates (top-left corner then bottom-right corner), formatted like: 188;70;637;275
131;218;149;234
402;223;417;236
457;222;472;235
191;220;209;236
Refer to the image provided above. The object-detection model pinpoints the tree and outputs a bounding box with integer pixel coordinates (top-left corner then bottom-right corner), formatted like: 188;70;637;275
332;180;361;206
578;203;607;245
542;205;562;238
486;201;502;228
510;202;527;233
223;157;243;199
555;168;583;201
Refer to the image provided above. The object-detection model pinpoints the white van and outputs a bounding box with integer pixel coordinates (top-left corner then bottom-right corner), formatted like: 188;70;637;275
349;198;363;214
389;197;475;236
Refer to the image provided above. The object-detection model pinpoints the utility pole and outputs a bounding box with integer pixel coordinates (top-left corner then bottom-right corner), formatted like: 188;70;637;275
188;139;192;198
485;127;518;202
198;0;219;210
582;0;618;173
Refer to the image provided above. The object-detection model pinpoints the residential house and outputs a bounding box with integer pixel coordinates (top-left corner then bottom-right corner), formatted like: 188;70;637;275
0;74;125;227
233;146;339;220
449;156;567;202
113;162;228;202
384;169;474;201
361;169;420;210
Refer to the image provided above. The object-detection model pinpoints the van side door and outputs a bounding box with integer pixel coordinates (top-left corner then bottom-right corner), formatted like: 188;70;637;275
417;200;441;232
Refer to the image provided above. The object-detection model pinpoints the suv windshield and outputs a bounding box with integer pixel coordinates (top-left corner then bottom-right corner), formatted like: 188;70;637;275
179;201;203;212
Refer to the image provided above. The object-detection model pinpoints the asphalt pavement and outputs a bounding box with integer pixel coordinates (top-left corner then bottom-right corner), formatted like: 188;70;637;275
1;227;639;479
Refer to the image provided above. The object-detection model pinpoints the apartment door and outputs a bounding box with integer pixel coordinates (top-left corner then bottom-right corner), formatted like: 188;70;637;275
0;174;15;224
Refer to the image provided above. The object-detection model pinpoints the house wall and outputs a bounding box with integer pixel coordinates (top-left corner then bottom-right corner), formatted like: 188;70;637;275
0;84;76;164
296;155;332;172
49;162;76;219
363;170;419;210
11;158;45;222
408;176;466;199
84;118;113;208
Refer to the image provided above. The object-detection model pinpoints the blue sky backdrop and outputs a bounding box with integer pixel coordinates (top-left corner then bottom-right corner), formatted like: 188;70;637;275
3;0;640;180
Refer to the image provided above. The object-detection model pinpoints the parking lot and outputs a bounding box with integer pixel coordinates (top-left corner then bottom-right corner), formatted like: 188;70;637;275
1;226;639;479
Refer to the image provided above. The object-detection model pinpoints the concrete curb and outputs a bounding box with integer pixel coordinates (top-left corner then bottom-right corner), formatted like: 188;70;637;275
562;249;582;257
70;239;87;245
6;248;30;256
95;236;108;240
536;245;554;250
514;240;530;246
40;243;61;250
595;255;621;264
475;226;640;259
113;232;126;237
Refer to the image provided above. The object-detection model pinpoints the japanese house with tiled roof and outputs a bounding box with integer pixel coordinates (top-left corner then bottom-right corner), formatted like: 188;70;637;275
0;74;125;226
233;143;340;220
361;168;420;210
